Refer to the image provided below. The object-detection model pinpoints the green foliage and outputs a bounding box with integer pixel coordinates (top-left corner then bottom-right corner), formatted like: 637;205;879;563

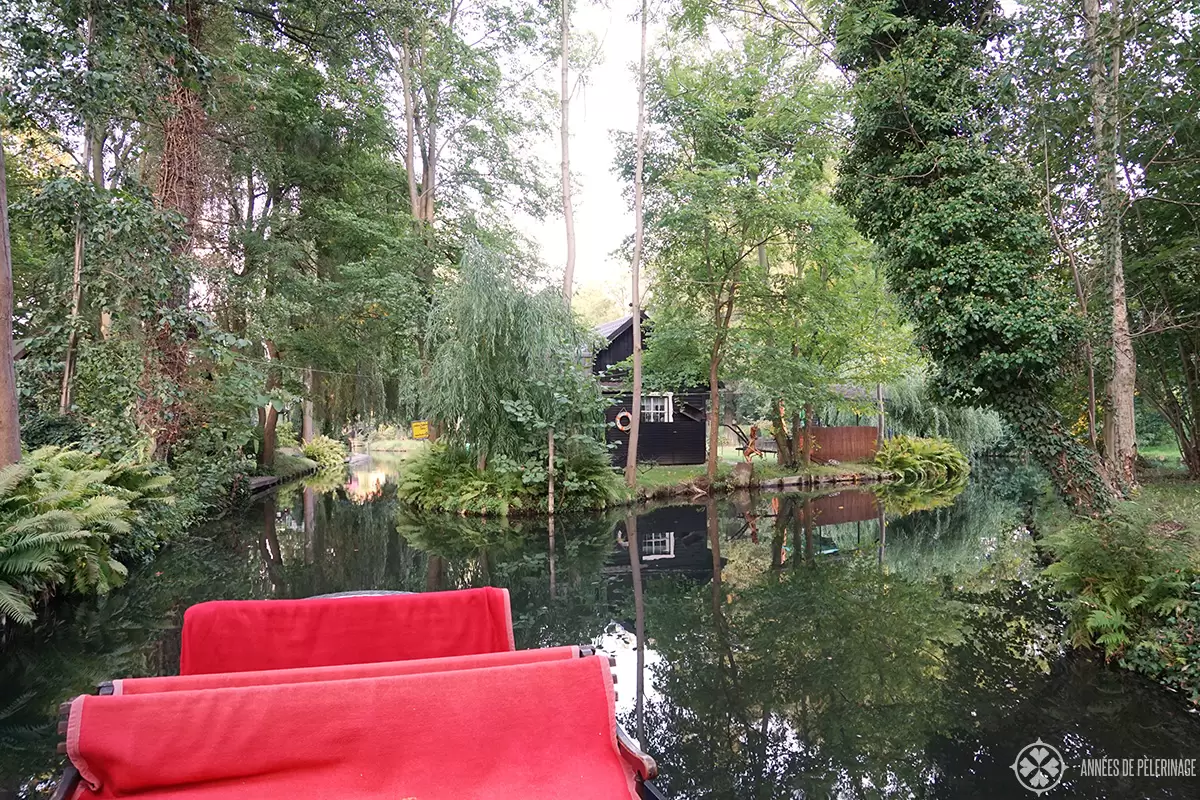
1121;589;1200;707
833;0;1116;510
881;372;1005;457
18;414;86;449
425;239;607;466
0;447;174;626
1015;0;1200;478
301;436;348;472
1041;506;1194;656
874;435;969;489
397;442;622;516
634;35;841;395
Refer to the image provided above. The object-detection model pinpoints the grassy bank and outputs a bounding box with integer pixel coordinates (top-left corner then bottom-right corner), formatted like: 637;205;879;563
1035;467;1200;706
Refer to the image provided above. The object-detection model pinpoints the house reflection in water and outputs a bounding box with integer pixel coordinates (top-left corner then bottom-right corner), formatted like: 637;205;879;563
606;490;887;578
607;505;720;578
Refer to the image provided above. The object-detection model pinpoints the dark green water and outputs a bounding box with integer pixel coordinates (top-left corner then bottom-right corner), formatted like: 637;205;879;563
2;458;1198;799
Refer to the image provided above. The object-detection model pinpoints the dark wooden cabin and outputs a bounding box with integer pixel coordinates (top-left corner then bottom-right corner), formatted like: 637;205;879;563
593;314;707;466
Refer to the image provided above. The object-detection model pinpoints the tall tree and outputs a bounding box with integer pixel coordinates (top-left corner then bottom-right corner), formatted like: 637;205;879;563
559;0;576;303
632;33;834;481
834;0;1118;510
0;128;20;465
1083;0;1136;486
738;196;915;468
625;0;649;488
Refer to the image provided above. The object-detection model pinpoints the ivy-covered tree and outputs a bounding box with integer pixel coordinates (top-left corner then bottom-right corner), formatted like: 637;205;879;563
833;0;1118;510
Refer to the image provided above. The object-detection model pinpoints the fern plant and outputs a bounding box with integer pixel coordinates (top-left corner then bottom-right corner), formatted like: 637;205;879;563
1041;506;1193;657
874;435;970;488
0;447;174;626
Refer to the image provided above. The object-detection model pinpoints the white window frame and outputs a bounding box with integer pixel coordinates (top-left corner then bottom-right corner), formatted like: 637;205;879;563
641;392;674;423
642;530;676;560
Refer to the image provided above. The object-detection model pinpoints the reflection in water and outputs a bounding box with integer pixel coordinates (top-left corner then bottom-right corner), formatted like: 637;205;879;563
3;461;1199;799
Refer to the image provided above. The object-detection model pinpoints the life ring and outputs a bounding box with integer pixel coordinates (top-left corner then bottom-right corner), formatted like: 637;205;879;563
615;410;633;432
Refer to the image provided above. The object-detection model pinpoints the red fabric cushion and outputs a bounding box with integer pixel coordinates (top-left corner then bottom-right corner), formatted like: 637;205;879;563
179;588;514;674
116;646;579;695
67;656;636;800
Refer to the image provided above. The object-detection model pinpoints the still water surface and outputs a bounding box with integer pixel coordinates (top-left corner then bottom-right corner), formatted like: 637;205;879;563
2;456;1198;799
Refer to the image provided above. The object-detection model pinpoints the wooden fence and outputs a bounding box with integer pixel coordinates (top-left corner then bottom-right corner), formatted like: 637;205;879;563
810;426;879;464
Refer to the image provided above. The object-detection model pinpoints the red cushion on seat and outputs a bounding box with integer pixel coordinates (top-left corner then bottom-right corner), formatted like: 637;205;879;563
67;656;636;800
116;646;579;695
179;588;514;674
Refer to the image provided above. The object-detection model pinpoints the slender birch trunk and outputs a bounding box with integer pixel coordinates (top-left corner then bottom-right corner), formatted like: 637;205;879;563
0;127;20;464
624;0;649;489
560;0;576;304
707;351;720;481
60;12;100;412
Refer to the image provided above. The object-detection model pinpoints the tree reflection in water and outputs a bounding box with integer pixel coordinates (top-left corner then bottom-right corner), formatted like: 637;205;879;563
5;462;1200;799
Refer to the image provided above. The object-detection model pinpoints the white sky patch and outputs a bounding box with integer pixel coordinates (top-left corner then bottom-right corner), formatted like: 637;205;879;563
515;4;659;289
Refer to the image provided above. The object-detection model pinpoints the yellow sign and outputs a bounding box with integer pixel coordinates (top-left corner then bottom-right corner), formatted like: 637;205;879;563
411;420;430;440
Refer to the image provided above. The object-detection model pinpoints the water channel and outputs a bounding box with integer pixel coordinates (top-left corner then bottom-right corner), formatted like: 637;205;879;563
2;456;1198;798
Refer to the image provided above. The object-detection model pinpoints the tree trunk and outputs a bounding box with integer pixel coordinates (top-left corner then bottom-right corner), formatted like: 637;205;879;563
59;178;86;414
257;340;279;469
547;428;555;515
1084;0;1136;488
707;353;720;482
802;403;815;467
60;11;100;411
301;365;315;443
876;383;885;449
772;400;792;467
140;0;206;459
624;0;649;489
559;0;576;304
0;129;20;465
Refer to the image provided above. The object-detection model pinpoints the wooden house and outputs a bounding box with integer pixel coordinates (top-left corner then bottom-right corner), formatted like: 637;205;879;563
593;314;707;466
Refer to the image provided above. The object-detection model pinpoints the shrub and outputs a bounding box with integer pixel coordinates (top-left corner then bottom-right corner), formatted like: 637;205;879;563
1122;587;1200;707
302;435;348;471
276;419;300;449
398;438;622;516
1041;506;1193;656
19;413;87;448
874;435;970;487
0;446;175;625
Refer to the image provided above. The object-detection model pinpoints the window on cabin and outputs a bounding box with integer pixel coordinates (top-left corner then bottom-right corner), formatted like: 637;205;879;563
642;394;674;423
642;530;675;560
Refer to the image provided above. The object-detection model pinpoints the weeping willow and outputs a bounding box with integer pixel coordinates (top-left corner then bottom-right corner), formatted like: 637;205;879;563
884;374;1005;458
423;240;601;467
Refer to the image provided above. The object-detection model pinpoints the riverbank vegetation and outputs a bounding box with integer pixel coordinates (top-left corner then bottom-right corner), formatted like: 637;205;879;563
1039;468;1200;705
0;447;174;625
873;436;970;489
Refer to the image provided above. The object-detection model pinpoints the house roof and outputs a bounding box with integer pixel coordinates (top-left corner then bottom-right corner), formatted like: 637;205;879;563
594;314;633;342
594;311;650;344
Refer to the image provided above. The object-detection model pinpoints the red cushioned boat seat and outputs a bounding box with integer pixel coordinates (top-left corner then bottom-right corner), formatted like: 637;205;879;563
66;656;638;800
180;588;514;674
113;645;579;695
